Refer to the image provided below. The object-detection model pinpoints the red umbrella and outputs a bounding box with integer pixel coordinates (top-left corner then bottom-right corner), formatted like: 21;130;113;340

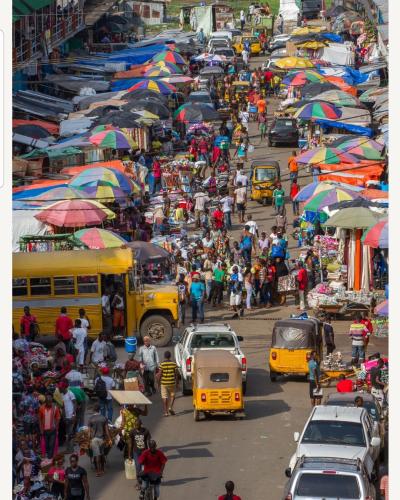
34;200;112;228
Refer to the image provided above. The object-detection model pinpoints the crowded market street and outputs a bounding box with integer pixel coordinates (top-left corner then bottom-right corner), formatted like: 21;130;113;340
12;4;389;500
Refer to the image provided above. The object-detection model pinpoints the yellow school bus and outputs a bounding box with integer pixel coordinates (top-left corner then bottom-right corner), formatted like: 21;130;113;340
13;248;179;346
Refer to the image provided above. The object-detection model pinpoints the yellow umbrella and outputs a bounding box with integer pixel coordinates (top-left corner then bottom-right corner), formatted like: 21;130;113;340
275;57;314;69
295;41;328;50
291;26;325;35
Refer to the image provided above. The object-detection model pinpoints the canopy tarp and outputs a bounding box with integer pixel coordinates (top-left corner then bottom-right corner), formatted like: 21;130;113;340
318;161;385;187
315;118;373;136
13;209;51;252
61;160;126;176
21;146;83;159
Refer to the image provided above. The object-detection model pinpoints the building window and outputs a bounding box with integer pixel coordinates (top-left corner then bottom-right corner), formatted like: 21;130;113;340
77;275;99;294
30;277;51;296
12;278;28;297
54;276;75;295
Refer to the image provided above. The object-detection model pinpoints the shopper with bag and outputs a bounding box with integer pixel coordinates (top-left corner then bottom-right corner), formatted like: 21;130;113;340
138;337;160;397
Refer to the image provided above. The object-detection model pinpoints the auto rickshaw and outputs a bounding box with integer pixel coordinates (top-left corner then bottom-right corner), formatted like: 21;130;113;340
192;350;245;421
269;317;323;381
231;80;251;100
250;160;280;205
232;35;262;55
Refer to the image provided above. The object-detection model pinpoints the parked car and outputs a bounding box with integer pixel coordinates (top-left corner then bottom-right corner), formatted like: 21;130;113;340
186;91;215;108
283;456;376;500
267;33;291;53
267;118;299;147
288;406;381;477
174;323;247;395
207;38;231;52
325;392;386;450
211;47;236;63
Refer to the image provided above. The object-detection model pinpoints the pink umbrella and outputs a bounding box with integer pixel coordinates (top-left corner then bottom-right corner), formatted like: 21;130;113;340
34;200;112;228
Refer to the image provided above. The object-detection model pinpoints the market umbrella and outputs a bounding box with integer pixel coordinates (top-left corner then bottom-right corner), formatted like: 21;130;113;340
295;40;328;50
74;228;127;249
96;111;141;129
90;124;120;133
283;70;326;86
324;76;357;95
70;167;134;194
359;87;387;103
296;147;358;165
13;123;53;139
374;299;388;316
34;199;113;228
125;99;170;119
127;79;177;95
294;101;342;120
362;218;388;248
323;207;383;229
335;138;384;160
326;198;387;212
144;66;174;77
199;66;224;76
89;130;137;149
127;241;171;264
130;110;160;125
160;75;194;84
154;61;182;74
29;186;87;202
301;82;339;98
310;90;361;107
77;181;131;202
173;103;220;123
294;180;362;202
152;50;187;65
304;187;359;212
123;89;168;104
274;57;315;69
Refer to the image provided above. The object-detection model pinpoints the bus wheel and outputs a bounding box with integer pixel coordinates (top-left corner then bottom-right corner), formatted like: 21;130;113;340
140;315;173;347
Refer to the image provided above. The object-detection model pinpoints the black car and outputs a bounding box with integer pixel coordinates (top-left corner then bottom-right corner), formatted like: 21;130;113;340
267;118;299;147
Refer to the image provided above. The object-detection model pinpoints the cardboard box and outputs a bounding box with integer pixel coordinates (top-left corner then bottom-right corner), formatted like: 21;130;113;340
124;377;139;391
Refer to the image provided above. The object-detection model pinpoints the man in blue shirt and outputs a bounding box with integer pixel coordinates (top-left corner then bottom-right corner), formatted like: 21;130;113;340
190;273;206;323
308;350;322;407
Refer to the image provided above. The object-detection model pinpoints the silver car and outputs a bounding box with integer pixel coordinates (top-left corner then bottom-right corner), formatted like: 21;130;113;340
283;457;376;500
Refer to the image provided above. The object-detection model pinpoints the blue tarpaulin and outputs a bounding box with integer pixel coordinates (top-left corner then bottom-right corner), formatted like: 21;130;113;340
321;33;343;43
13;185;68;200
315;119;373;137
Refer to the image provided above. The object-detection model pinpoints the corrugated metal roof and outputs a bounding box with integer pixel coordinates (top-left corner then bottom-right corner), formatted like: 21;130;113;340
84;0;119;26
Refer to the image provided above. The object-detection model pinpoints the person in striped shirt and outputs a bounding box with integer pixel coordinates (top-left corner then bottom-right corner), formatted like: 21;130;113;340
349;314;369;366
159;351;179;417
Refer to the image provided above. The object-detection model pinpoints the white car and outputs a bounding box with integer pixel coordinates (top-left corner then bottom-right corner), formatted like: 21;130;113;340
174;323;247;395
288;406;381;478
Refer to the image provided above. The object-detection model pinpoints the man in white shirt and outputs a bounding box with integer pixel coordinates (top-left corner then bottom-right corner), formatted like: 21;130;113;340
96;366;115;422
245;214;259;238
234;181;247;223
70;319;87;370
90;333;107;366
240;9;246;29
258;231;270;253
65;363;83;387
194;191;210;229
60;382;77;452
239;107;250;129
220;194;233;229
235;169;248;187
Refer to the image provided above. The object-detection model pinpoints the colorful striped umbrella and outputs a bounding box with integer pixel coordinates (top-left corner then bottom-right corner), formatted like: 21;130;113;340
89;130;137;149
74;228;127;249
304;187;359;213
34;199;113;228
294;101;342;120
296;147;358;165
325;76;357;96
30;186;86;202
294;181;362;201
362;218;388;248
160;75;194;84
336;138;384;160
127;79;177;95
173;103;220;123
144;66;174;77
310;90;360;107
154;61;182;73
70;167;134;194
275;56;314;69
152;50;187;65
90;125;120;134
283;70;326;86
78;181;130;202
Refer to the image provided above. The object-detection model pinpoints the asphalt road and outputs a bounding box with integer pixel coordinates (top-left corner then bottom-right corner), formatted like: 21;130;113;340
83;56;388;500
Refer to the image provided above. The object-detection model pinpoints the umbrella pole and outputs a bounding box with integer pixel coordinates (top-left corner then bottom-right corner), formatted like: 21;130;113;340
354;229;362;291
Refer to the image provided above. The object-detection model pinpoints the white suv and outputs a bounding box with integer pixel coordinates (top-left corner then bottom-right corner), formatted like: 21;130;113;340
174;323;247;395
288;406;381;478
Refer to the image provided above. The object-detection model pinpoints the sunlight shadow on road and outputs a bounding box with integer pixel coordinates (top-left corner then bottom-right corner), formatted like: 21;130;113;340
163;476;208;487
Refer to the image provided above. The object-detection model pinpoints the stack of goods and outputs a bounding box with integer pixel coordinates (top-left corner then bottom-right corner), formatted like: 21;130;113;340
321;352;348;371
277;274;297;293
28;343;50;369
307;282;340;308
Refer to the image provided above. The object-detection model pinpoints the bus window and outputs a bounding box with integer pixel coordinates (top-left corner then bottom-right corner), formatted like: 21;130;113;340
13;278;28;296
77;275;99;294
54;276;75;295
30;277;51;296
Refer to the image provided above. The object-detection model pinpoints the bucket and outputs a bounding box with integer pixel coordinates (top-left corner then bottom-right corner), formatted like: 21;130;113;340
125;336;137;354
125;459;137;480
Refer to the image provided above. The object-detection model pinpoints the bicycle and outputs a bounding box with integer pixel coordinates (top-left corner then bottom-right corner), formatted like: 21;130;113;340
139;473;162;500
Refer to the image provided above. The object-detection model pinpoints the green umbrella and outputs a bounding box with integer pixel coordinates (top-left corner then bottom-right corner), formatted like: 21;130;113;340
323;207;384;229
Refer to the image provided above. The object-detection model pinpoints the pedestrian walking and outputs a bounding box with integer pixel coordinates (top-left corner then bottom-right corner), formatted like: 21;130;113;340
288;151;298;183
158;351;179;417
229;266;244;319
240;9;246;29
296;261;308;311
90;333;107;367
70;319;87;371
220;194;234;229
190;273;206;323
138;336;160;397
55;307;74;353
348;314;369;365
20;306;38;341
64;454;90;500
176;273;188;324
323;315;335;355
258;112;267;142
94;366;115;422
218;480;242;500
88;403;111;477
59;380;77;453
131;419;151;489
234;181;247;223
308;350;322;407
290;179;300;215
273;182;285;215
